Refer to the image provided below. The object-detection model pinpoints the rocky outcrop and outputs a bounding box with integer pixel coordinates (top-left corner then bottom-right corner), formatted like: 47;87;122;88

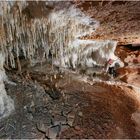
0;52;14;119
77;1;140;45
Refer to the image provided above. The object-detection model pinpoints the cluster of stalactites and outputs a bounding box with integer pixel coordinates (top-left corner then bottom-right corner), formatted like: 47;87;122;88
0;1;93;68
0;1;49;68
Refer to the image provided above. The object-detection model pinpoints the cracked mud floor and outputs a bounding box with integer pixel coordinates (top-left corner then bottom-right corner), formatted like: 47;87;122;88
0;62;140;139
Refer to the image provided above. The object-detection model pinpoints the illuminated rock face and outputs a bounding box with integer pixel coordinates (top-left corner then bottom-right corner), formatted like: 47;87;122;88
0;52;14;119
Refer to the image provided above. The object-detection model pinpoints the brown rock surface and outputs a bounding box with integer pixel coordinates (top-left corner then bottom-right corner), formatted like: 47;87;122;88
78;1;140;45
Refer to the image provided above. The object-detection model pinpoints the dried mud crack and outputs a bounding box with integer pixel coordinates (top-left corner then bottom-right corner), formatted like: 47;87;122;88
0;66;140;139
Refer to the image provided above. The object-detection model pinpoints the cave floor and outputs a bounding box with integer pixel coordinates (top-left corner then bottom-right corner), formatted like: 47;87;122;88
0;58;140;139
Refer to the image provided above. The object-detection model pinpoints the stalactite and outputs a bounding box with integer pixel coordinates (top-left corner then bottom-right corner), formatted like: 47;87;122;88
0;1;123;71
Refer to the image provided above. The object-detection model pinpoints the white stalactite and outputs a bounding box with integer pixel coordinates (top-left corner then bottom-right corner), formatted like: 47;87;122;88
0;1;124;118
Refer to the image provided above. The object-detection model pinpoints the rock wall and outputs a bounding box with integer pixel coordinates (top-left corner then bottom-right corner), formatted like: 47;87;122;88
0;52;14;119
